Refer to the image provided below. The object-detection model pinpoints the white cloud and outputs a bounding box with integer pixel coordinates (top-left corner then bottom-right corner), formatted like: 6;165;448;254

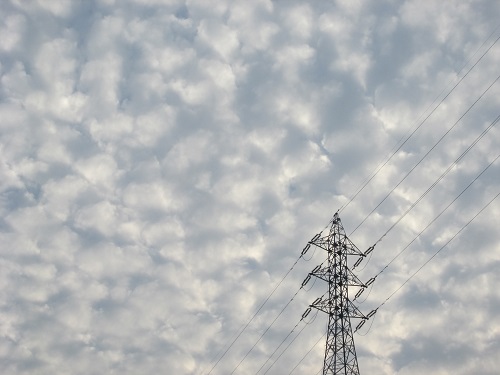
197;19;240;62
0;0;499;374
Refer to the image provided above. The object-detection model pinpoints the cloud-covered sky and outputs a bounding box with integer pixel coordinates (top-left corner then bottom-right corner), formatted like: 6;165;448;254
1;0;499;374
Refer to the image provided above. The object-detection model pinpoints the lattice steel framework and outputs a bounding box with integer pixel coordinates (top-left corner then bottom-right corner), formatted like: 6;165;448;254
308;213;367;375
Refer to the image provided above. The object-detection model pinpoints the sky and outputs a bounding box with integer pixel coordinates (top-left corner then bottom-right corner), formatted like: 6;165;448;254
1;0;500;374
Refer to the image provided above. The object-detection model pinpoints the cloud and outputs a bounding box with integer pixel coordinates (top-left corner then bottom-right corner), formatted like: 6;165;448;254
0;0;499;374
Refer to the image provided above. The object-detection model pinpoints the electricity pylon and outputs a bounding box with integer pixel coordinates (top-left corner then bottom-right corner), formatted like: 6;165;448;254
306;213;369;375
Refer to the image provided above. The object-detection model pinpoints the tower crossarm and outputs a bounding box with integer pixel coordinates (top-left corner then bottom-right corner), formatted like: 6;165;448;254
310;264;366;287
310;296;367;320
310;237;364;257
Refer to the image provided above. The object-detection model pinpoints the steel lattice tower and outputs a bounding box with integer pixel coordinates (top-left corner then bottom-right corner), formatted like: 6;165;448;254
308;213;367;375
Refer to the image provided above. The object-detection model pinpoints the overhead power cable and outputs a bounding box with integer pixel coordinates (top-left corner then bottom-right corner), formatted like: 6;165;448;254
256;309;318;375
373;113;500;245
456;23;500;76
263;322;307;375
204;249;308;374
372;153;500;282
338;34;500;214
372;190;500;314
229;286;304;374
255;319;302;375
288;333;325;375
349;73;500;236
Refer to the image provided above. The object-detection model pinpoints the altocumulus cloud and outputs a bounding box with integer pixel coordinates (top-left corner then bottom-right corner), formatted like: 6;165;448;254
0;0;499;374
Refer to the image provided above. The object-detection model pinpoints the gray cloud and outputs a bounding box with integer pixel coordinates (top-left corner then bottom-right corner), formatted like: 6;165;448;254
0;0;499;374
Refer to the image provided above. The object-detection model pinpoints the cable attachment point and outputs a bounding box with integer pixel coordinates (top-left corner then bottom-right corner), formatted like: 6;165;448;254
301;307;312;320
364;245;375;256
301;275;311;288
301;243;311;256
366;309;377;319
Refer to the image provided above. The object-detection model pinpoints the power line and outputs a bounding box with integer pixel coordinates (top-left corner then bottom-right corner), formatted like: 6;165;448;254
262;311;317;375
338;34;500;214
288;333;325;375
255;309;318;375
373;113;500;245
202;228;322;374
229;286;303;374
254;319;302;375
373;153;500;282
376;190;500;310
349;72;500;236
203;252;304;375
456;23;500;76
